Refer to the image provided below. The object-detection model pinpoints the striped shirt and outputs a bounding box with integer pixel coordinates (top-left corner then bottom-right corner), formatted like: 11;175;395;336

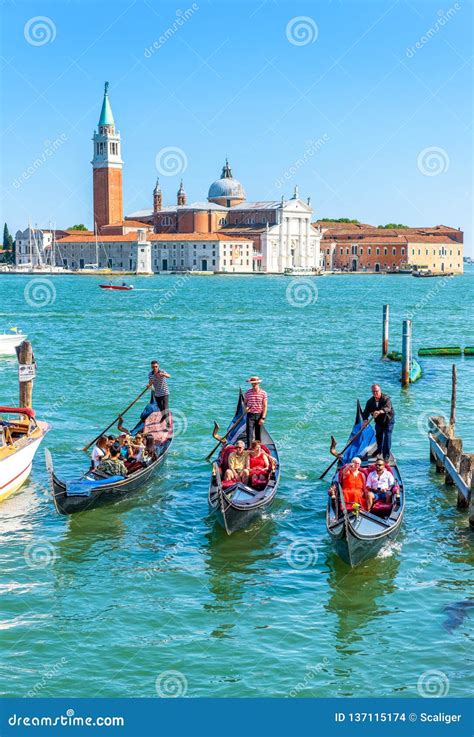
244;388;267;414
149;370;169;397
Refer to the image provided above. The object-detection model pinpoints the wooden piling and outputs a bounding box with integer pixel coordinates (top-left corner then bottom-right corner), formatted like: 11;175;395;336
449;363;457;436
445;437;463;486
459;453;474;510
18;340;34;409
382;304;389;357
401;319;412;386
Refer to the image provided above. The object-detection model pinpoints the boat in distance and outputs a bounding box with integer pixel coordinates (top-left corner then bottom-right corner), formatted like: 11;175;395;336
326;402;405;567
208;390;280;534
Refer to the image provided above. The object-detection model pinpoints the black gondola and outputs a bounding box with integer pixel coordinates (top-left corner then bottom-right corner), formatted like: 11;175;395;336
45;404;173;515
326;402;405;567
208;390;280;535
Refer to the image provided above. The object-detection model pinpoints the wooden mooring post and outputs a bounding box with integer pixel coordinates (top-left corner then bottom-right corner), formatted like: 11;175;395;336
401;319;412;386
382;304;389;358
17;340;35;409
427;366;474;525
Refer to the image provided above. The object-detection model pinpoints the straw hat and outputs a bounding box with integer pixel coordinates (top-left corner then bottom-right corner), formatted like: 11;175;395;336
246;376;262;384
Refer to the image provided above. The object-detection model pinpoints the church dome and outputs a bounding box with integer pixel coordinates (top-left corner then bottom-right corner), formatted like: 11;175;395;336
208;160;246;203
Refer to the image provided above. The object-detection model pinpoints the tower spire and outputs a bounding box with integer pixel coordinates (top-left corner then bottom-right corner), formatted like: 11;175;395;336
177;179;186;206
99;81;115;128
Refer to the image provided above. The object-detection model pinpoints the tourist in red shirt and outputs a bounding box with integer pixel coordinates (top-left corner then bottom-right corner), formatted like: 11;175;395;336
244;376;268;448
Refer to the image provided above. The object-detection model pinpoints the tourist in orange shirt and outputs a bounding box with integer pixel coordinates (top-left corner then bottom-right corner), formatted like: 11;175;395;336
339;457;367;511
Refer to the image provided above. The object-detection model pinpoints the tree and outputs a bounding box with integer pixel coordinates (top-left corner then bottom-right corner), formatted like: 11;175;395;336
68;224;88;231
319;217;361;224
377;223;408;229
3;223;13;250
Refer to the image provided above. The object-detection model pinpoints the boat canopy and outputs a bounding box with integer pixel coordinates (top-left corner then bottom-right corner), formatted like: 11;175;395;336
0;406;36;418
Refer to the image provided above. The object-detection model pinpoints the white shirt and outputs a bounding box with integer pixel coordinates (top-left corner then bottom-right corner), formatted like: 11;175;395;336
91;446;105;468
366;468;395;491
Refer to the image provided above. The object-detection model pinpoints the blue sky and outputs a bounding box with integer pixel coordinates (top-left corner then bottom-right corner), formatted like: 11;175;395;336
1;0;472;251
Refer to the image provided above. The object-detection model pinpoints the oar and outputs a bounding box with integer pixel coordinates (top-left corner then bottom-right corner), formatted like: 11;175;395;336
82;384;151;453
319;417;373;480
204;410;248;462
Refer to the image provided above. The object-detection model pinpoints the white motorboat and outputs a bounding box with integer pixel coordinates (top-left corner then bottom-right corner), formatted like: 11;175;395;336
0;329;27;356
0;407;49;502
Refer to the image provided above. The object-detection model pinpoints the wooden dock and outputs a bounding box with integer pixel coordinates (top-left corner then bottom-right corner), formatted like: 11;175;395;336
428;366;474;527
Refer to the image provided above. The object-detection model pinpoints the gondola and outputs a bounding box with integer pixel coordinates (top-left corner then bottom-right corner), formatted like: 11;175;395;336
208;390;280;534
45;404;173;515
325;402;405;567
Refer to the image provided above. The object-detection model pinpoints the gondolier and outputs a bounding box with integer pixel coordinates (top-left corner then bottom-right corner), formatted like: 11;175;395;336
148;360;171;427
244;376;267;448
362;384;395;461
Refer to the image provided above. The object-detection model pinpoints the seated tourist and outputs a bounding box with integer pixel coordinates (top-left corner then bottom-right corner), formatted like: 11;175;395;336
248;440;270;487
97;444;128;477
91;435;109;469
142;434;158;464
365;457;396;511
129;432;145;461
339;456;367;511
225;440;249;484
117;433;133;460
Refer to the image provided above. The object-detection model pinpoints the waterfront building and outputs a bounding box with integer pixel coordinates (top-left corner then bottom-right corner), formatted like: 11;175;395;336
319;222;464;273
52;229;254;273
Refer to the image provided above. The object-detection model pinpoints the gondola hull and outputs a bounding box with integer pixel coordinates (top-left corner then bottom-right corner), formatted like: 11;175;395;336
46;409;173;515
208;391;280;535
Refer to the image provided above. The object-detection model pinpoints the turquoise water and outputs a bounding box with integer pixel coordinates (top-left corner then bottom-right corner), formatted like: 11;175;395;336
0;271;473;699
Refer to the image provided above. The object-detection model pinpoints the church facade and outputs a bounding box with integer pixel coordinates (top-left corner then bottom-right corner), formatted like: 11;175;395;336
88;83;322;273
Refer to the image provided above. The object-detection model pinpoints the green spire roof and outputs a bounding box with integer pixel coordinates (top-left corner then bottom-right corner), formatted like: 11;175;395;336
99;81;115;127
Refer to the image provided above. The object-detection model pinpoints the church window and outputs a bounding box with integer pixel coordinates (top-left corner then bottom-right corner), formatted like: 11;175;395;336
392;248;396;255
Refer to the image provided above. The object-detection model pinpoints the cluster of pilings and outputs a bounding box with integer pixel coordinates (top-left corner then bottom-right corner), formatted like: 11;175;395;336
428;365;474;528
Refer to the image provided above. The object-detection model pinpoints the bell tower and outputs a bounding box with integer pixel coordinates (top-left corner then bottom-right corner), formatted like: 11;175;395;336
92;82;123;233
177;180;186;206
